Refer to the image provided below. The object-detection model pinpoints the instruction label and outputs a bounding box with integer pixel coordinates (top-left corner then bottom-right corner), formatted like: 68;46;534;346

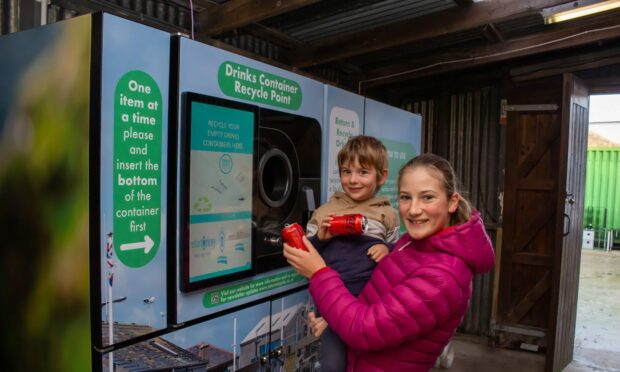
202;271;306;308
327;106;361;196
113;70;162;268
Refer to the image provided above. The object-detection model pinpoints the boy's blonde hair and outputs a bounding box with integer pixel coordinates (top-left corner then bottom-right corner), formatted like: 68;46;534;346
398;153;472;226
337;135;388;185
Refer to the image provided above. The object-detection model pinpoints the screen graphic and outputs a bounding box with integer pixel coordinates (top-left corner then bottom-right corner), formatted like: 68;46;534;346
181;94;257;291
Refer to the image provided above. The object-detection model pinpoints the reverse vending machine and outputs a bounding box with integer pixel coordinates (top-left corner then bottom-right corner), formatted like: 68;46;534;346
171;36;325;326
0;13;420;371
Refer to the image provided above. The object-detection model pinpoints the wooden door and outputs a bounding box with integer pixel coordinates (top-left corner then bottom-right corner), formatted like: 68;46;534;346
497;74;588;371
549;73;589;371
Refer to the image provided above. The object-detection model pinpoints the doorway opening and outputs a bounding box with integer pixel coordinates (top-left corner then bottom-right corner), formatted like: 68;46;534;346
573;94;620;370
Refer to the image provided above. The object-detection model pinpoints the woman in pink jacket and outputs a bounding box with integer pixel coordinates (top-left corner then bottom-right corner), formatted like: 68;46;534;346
284;153;495;371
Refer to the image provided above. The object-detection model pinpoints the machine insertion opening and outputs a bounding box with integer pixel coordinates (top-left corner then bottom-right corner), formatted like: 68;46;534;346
259;148;293;208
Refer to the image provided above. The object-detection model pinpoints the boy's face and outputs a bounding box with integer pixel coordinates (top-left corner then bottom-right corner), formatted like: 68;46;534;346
339;158;387;202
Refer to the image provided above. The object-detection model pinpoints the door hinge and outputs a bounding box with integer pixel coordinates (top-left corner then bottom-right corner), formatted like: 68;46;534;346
505;104;559;112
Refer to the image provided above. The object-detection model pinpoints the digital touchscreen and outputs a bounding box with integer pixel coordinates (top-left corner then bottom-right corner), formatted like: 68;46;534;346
180;93;257;292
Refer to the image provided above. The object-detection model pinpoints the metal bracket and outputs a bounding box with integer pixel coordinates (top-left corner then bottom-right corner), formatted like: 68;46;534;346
505;104;559;112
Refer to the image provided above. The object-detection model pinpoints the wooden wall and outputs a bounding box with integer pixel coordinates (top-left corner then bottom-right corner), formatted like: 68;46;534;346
402;86;504;336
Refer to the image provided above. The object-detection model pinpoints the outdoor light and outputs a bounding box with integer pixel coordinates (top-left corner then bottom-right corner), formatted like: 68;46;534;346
543;0;620;24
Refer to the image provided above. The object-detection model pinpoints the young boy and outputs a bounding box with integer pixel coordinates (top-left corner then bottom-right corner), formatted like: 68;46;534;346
306;135;399;372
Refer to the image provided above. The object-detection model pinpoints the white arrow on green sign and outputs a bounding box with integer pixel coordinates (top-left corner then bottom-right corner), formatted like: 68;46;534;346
120;235;155;254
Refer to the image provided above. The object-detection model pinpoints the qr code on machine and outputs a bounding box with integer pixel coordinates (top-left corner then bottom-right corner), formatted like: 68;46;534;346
210;292;220;304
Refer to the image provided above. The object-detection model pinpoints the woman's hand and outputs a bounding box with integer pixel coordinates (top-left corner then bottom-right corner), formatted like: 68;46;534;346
283;236;327;278
367;243;389;263
316;214;335;241
308;311;328;337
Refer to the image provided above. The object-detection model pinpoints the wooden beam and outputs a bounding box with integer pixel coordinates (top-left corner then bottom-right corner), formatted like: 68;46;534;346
198;0;321;37
335;61;365;78
584;77;620;94
51;0;191;34
188;0;216;9
289;0;570;67
168;0;213;11
482;23;505;43
361;12;620;88
195;36;289;68
244;23;304;49
511;45;620;81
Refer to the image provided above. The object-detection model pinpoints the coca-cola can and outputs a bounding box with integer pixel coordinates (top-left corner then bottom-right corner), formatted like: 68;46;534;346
282;223;308;251
328;214;368;236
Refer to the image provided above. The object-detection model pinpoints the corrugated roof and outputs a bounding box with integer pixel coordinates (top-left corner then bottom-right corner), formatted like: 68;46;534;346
262;0;457;42
187;342;234;369
102;323;209;371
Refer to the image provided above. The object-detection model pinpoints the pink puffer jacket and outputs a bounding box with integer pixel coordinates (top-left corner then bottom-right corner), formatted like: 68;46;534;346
309;210;495;371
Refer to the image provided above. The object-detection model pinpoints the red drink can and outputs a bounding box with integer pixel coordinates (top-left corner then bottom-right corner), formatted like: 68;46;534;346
328;214;368;236
282;223;308;251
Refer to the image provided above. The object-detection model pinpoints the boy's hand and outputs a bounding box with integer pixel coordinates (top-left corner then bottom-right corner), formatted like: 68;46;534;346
308;311;328;337
367;243;389;263
317;214;335;241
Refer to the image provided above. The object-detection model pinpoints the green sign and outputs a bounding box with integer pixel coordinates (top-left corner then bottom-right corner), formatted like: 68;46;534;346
113;71;162;268
376;139;417;234
218;61;302;110
203;270;306;307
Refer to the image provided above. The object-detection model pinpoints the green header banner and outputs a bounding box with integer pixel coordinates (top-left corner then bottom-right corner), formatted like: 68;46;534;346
218;61;302;110
203;270;306;308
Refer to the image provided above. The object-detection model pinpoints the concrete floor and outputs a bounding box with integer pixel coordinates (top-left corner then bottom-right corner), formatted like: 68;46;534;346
431;335;545;372
431;250;620;372
571;250;620;371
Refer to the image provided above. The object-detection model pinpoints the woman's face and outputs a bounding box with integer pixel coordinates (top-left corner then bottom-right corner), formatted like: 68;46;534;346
398;167;459;240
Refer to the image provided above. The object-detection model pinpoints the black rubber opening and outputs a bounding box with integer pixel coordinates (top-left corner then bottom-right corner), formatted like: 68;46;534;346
259;148;293;208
